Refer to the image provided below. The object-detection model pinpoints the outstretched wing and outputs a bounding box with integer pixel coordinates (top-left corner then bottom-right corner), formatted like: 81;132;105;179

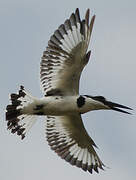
40;8;95;96
46;114;105;173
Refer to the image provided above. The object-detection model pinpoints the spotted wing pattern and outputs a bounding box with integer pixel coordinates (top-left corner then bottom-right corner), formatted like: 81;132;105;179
46;115;105;173
40;8;95;96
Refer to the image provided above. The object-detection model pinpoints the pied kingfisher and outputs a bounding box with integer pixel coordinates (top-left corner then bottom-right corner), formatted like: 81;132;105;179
6;8;132;174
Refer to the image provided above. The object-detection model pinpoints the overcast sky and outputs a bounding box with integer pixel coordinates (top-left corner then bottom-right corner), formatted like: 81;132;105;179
0;0;136;180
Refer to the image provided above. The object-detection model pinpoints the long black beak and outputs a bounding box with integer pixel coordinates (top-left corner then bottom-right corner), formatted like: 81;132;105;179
106;101;133;114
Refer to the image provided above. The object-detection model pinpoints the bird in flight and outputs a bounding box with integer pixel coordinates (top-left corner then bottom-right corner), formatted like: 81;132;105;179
6;8;132;174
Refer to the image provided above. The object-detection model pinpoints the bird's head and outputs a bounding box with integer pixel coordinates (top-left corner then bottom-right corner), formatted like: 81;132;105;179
85;95;133;114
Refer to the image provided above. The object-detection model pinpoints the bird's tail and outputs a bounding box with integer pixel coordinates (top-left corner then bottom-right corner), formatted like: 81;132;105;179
6;86;37;139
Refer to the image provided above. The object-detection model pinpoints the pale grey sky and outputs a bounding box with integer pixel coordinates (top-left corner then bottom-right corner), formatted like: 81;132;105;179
0;0;136;180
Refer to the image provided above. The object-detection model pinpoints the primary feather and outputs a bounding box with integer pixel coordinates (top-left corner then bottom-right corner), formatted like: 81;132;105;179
40;8;95;96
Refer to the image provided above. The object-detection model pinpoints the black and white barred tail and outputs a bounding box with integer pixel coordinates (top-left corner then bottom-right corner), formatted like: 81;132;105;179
6;86;37;139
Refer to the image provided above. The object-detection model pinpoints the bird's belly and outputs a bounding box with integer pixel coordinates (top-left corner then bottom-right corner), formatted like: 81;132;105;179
43;102;78;115
39;96;79;116
23;96;98;116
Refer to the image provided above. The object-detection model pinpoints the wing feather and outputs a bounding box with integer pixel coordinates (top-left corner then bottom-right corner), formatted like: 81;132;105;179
40;8;95;95
46;115;105;173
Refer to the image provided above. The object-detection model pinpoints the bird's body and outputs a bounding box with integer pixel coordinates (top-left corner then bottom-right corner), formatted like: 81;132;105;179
21;95;109;116
6;8;132;174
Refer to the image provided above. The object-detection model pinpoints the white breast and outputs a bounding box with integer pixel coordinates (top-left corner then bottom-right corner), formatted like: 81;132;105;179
40;96;79;115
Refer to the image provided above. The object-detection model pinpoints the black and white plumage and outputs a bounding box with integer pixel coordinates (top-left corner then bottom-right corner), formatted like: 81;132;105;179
6;9;132;174
40;8;94;96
